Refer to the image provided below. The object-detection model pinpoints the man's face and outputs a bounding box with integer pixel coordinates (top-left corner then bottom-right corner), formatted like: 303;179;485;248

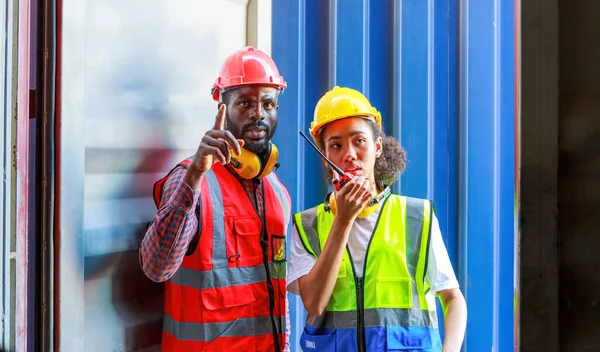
223;85;279;157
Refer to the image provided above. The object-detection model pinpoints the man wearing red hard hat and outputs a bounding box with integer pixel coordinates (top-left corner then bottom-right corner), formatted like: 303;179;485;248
140;46;292;352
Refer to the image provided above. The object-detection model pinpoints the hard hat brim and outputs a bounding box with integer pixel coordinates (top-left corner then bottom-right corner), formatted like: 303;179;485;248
309;114;382;141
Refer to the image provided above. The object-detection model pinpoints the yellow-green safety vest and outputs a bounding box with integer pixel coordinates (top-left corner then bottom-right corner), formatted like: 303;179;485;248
293;194;442;351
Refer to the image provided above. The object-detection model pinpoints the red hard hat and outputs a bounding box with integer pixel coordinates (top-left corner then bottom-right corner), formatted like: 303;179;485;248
211;46;287;102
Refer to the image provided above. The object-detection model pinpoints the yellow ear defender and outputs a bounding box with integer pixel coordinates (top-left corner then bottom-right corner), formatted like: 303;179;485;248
229;143;280;179
326;193;380;218
324;184;391;219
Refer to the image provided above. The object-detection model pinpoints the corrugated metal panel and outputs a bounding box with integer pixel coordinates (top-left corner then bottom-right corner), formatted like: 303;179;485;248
272;0;516;351
59;0;272;350
459;0;516;350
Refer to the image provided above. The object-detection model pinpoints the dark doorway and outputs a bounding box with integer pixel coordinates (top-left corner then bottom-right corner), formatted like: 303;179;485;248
521;0;600;351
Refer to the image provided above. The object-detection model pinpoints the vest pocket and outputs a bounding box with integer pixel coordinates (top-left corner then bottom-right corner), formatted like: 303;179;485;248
385;325;433;351
300;327;337;351
201;284;256;310
199;286;258;342
375;278;412;308
227;217;263;266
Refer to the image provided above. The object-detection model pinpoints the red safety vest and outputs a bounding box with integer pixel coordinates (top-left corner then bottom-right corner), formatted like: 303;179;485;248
153;159;291;352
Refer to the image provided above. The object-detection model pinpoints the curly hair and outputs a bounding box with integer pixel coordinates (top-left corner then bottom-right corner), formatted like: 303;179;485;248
319;119;408;186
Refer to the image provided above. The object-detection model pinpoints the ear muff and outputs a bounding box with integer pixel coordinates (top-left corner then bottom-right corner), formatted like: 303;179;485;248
324;184;391;218
229;143;280;179
257;143;279;179
229;149;262;179
325;192;381;219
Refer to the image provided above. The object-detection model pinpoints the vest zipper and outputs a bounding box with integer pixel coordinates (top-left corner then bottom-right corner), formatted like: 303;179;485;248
261;224;280;352
346;248;366;352
356;277;366;352
349;195;389;352
256;182;281;352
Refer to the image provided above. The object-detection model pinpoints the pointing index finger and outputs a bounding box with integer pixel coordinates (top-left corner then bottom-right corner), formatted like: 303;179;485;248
214;104;226;130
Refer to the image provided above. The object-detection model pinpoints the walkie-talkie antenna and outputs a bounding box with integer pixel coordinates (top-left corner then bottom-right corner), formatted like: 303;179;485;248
299;131;344;176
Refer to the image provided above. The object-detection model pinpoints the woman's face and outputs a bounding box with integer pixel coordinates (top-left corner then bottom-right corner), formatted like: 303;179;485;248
321;117;382;182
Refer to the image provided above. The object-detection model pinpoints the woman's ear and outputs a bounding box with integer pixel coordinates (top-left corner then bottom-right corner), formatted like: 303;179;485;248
375;136;383;158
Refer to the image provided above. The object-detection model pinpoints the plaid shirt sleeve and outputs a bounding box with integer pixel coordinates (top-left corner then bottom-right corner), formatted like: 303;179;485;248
139;166;201;282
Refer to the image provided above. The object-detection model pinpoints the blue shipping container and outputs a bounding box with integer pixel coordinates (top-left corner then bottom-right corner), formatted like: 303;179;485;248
272;0;517;351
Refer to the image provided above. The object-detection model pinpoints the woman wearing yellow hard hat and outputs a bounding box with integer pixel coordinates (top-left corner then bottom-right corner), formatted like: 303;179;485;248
287;86;467;351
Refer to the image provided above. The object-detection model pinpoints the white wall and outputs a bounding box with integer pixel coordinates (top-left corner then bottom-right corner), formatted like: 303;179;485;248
60;1;272;350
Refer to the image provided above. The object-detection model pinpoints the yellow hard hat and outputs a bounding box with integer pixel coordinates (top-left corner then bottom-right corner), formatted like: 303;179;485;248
309;86;382;141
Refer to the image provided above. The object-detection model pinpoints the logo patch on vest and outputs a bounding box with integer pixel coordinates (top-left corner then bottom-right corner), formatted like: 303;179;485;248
272;235;286;262
305;340;316;349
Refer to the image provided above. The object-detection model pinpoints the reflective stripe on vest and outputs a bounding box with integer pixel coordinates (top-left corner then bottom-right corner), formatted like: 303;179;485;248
266;173;291;228
163;314;284;342
306;307;436;329
169;261;286;289
205;169;227;269
294;195;440;350
164;165;291;351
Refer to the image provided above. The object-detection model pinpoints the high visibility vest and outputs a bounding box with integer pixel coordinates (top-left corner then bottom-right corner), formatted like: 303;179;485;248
294;195;442;352
154;160;291;352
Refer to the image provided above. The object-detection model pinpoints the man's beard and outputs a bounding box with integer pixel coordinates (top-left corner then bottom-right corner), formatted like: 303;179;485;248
226;116;277;159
